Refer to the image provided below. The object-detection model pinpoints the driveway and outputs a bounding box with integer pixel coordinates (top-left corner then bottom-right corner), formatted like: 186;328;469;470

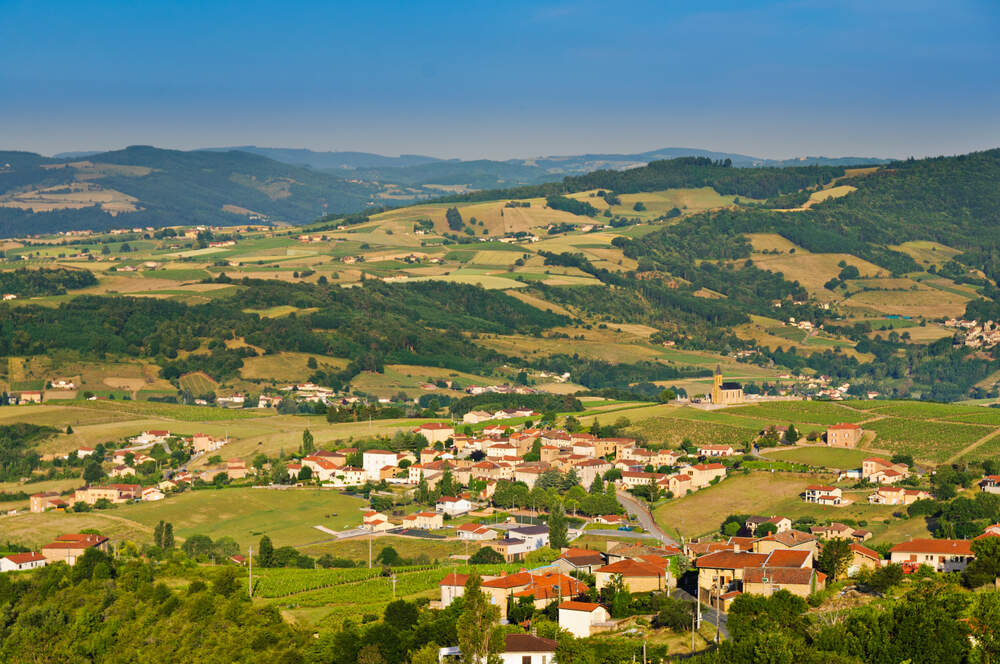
615;490;679;547
672;587;729;640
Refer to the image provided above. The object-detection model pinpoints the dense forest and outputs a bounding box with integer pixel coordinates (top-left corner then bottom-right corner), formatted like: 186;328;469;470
439;157;846;205
0;267;97;296
0;423;56;482
0;280;703;391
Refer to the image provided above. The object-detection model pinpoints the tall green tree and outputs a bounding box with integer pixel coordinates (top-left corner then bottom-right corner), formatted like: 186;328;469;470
258;535;274;568
456;575;502;664
816;538;852;580
301;429;315;455
548;504;569;549
163;522;174;549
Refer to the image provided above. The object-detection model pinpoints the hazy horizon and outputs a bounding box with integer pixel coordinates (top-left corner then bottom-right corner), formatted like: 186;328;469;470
2;0;997;160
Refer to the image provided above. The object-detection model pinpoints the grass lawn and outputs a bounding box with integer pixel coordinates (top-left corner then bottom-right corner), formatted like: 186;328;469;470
116;487;368;549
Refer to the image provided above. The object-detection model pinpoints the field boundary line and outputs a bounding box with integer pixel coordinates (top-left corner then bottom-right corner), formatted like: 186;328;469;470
945;427;1000;464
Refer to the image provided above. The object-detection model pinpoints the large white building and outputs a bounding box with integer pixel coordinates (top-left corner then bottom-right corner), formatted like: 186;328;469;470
362;449;399;481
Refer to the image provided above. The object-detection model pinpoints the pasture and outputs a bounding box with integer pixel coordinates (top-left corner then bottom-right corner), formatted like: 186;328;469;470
760;446;871;469
652;471;907;541
117;487;367;549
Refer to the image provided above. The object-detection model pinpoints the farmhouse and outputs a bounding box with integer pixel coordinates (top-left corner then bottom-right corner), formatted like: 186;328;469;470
551;547;606;574
30;491;67;513
413;423;455;445
41;534;110;566
698;444;736;457
594;558;668;593
456;523;497;540
847;543;882;576
742;566;825;599
73;484;140;505
981;475;1000;494
17;391;43;404
462;410;492;424
826;423;863;447
802;485;843;506
436;495;473;516
0;552;47;572
889;539;974;572
862;457;909;483
401;511;444;530
868;486;931;505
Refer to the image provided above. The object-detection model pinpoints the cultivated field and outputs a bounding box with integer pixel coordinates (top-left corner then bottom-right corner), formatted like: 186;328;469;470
653;471;909;541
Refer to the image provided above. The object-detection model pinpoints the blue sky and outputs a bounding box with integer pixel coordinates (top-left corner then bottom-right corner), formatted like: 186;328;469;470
1;0;997;159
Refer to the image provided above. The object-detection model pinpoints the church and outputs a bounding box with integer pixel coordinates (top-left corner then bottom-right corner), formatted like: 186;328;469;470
711;366;744;405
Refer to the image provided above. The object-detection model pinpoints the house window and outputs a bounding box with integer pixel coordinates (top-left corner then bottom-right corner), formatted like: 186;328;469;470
523;656;532;664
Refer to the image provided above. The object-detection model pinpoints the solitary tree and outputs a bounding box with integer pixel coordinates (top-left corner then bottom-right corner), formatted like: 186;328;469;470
548;504;569;549
258;535;275;567
456;575;502;664
301;429;315;455
816;537;852;580
83;462;103;483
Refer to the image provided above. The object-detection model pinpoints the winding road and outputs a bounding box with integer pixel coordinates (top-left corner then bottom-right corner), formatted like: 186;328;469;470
614;489;679;547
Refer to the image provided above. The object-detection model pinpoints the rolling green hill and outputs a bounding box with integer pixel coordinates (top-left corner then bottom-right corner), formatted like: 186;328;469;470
0;147;385;237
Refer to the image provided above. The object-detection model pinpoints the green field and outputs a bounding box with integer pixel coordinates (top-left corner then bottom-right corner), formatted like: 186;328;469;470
760;446;872;469
258;563;523;628
74;398;273;421
116;487;367;548
178;371;218;395
863;417;992;461
724;401;871;426
628;415;755;447
653;471;912;541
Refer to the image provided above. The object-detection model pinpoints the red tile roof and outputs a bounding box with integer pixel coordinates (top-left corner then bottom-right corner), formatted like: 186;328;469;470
440;572;469;586
889;538;974;555
829;423;861;430
558;601;604;612
695;551;768;570
3;552;45;564
596;559;665;577
764;549;811;567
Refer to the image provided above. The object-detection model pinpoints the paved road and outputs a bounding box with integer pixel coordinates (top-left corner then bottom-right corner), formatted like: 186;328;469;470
587;529;660;540
615;490;679;547
673;587;730;640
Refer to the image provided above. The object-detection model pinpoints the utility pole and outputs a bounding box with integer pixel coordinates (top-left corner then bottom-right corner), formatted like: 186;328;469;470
714;580;721;644
691;611;696;653
248;546;253;598
368;535;372;569
391;573;398;600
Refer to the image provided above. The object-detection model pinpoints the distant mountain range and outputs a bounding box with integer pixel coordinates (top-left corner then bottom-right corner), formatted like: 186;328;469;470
1;144;889;237
202;145;891;189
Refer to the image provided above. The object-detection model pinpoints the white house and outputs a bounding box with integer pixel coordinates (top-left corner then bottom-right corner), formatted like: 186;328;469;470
0;552;47;572
362;449;399;481
558;601;611;638
436;496;474;516
508;525;549;550
141;487;165;501
888;539;974;572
